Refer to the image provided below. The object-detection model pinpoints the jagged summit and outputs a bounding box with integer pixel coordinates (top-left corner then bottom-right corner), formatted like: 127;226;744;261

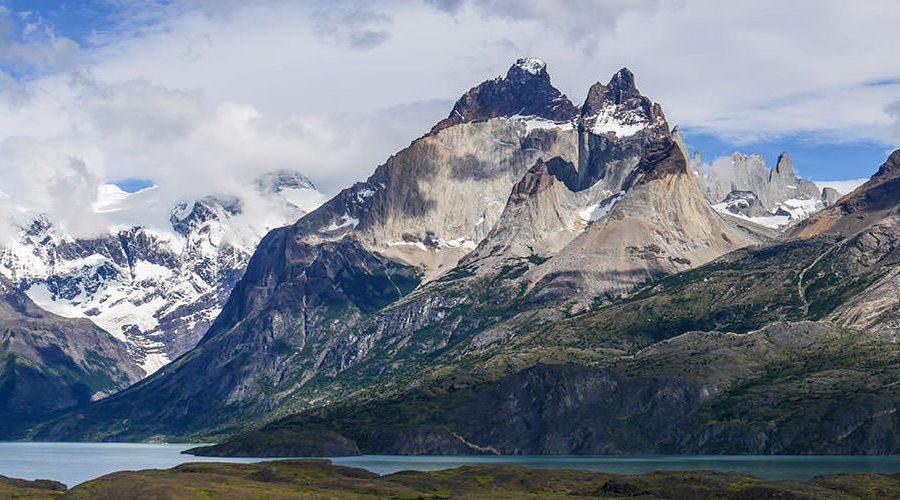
771;152;795;180
511;57;547;76
604;67;640;102
580;68;666;139
431;58;577;133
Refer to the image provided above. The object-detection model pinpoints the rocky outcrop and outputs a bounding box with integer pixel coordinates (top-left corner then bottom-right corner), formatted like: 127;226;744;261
527;134;761;302
715;191;770;218
0;277;142;437
574;68;669;192
821;186;841;205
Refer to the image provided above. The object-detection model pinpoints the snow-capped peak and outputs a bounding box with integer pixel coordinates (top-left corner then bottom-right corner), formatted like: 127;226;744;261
514;57;546;75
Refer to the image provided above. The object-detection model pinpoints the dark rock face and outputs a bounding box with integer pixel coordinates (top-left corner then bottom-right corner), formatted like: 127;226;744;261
580;68;665;128
431;58;578;133
625;134;688;185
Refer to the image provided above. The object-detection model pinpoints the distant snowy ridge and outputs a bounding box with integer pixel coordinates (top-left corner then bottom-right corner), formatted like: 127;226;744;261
0;170;326;375
813;178;868;195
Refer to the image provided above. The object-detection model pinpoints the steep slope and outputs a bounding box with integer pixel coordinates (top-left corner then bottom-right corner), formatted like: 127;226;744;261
789;149;900;238
527;134;759;303
0;171;325;373
0;277;142;437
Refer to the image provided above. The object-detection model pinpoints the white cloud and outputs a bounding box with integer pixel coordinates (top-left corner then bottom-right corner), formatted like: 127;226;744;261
0;0;897;239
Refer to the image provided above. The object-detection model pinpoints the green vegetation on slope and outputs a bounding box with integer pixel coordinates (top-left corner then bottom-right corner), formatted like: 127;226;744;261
59;460;900;499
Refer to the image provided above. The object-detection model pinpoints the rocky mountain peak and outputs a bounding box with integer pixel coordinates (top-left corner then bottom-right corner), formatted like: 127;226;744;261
431;58;577;133
606;67;640;101
580;68;666;139
509;57;548;78
771;152;795;180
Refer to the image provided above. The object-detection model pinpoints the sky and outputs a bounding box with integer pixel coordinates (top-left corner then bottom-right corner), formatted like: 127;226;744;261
0;0;898;237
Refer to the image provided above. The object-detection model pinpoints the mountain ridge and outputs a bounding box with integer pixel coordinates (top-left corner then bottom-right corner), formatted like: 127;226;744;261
25;59;895;454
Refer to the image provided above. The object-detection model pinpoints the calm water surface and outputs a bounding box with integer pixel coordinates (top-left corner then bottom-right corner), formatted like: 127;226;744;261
1;442;898;488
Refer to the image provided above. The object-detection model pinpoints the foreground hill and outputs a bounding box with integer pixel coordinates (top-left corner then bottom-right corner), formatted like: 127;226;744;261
0;277;143;437
45;460;900;499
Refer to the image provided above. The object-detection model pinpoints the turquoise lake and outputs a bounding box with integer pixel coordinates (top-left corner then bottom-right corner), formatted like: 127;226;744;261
1;442;898;488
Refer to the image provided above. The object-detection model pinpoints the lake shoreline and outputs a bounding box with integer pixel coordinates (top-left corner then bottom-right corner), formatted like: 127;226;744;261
2;442;900;488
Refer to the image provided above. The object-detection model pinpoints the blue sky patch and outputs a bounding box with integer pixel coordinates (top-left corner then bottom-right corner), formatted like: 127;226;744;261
113;178;154;192
682;130;890;181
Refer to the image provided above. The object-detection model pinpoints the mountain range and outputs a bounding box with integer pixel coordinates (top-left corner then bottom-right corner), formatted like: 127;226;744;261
2;58;896;457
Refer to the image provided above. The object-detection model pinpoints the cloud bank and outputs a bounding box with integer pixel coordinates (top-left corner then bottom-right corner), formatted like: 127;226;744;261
0;0;897;238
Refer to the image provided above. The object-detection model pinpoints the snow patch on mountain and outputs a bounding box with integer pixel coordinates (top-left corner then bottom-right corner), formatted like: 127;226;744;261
515;57;546;75
326;214;360;231
578;191;625;223
588;105;651;137
508;115;575;134
774;197;823;220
